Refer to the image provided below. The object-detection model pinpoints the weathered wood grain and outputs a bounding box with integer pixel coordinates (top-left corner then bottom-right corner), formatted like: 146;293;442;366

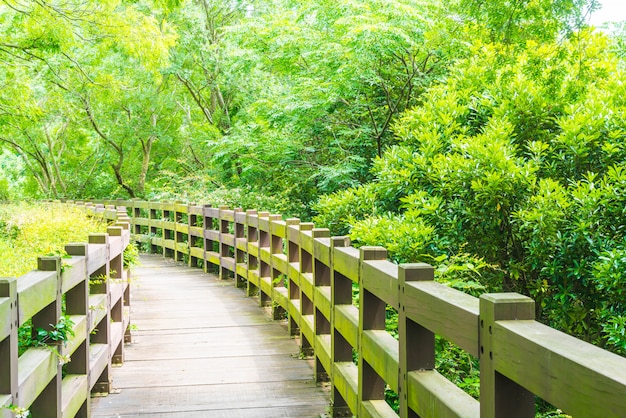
90;255;329;417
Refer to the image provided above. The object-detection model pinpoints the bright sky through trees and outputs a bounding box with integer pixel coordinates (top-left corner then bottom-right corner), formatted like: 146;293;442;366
589;0;626;26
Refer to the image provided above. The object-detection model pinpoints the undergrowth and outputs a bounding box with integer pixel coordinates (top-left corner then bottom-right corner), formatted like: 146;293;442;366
0;202;108;276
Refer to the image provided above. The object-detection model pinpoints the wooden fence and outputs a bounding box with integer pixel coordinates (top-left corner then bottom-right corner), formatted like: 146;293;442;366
79;198;624;418
0;205;131;418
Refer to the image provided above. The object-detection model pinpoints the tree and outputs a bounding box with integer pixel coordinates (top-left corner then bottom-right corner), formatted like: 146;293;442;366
0;0;179;198
314;29;626;353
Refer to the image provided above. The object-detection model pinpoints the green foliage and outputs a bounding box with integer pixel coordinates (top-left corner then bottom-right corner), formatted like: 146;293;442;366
313;184;380;235
123;242;141;268
18;316;75;368
0;203;107;276
456;0;599;43
350;213;435;264
591;249;626;354
315;28;626;358
2;405;30;418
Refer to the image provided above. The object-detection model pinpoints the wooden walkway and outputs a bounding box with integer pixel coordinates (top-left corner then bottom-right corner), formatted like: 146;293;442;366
90;255;329;417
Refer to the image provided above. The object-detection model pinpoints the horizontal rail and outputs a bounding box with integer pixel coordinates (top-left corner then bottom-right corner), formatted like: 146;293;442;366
1;207;131;417
82;199;626;418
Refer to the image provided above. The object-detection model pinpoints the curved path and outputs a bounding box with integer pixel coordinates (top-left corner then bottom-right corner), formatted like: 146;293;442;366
91;255;329;417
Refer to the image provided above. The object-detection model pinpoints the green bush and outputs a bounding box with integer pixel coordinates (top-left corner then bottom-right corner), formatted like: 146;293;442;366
0;203;107;277
316;30;626;356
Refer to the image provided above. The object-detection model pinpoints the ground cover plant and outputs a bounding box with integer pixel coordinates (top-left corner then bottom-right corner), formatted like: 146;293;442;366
0;202;108;277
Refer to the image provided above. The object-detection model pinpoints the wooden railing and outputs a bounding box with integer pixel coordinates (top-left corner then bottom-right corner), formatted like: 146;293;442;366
17;199;626;418
0;206;131;418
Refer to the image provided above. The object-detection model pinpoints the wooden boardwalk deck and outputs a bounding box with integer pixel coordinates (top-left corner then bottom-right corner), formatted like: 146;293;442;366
90;255;329;417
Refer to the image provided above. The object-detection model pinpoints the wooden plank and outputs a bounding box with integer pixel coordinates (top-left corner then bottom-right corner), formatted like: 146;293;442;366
189;226;203;237
301;314;315;344
247;241;259;258
494;320;626;417
408;370;479;418
404;281;479;357
271;220;286;237
361;400;398;418
174;203;188;213
91;384;328;417
314;237;331;266
287;224;301;244
236;237;247;252
176;223;189;234
221;256;235;272
61;375;88;418
60;256;87;294
110;322;124;354
300;272;314;300
260;247;271;264
110;282;125;308
90;254;329;417
335;305;359;349
333;246;360;283
361;260;399;309
234;211;247;224
16;270;57;325
88;295;107;332
124;329;301;360
89;344;109;390
109;235;123;259
288;261;300;281
188;205;203;215
315;285;332;322
288;298;301;324
271;286;287;310
220;209;235;222
260;276;273;296
17;347;57;407
315;334;332;375
60;315;87;358
236;262;247;278
190;247;204;259
300;231;314;254
87;244;107;275
134;218;149;226
272;253;289;275
0;297;10;340
221;233;235;247
0;394;11;411
361;330;399;391
334;362;358;413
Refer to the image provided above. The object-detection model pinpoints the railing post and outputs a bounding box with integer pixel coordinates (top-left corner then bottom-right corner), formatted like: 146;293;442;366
165;202;176;259
149;202;159;253
312;228;331;383
218;206;232;280
89;233;112;394
30;256;62;417
174;203;183;263
298;222;315;356
64;243;91;417
257;211;272;306
398;263;435;418
330;236;352;417
358;247;387;413
480;293;535;418
269;214;286;320
285;218;301;334
0;277;18;412
107;226;125;365
245;210;259;297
